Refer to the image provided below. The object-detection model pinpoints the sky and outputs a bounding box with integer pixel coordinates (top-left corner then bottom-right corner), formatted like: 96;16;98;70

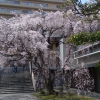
81;0;89;4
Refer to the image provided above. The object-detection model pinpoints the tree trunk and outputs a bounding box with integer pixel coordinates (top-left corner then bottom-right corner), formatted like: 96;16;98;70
45;80;55;94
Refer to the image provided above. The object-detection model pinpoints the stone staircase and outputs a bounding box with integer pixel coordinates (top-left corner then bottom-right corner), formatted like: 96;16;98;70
0;67;34;94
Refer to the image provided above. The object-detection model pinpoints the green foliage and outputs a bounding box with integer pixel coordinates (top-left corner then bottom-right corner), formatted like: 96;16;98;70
67;32;90;45
33;92;41;98
41;95;56;100
59;86;63;92
33;92;96;100
67;31;100;46
63;0;100;15
40;90;45;95
96;31;100;41
95;61;100;67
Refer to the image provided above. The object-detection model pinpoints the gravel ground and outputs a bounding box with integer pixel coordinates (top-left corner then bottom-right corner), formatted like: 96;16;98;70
0;93;39;100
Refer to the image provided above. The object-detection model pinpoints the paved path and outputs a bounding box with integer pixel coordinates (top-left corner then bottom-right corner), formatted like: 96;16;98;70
0;93;39;100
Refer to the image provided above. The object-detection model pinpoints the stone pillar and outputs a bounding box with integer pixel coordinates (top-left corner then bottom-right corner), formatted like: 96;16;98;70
60;38;66;68
32;71;36;91
52;43;56;67
29;61;31;73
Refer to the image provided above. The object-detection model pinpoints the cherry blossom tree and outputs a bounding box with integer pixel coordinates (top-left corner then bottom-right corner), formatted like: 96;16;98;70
0;9;97;94
0;11;77;94
73;65;94;95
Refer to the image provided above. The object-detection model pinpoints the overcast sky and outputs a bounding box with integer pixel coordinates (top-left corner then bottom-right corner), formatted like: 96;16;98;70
81;0;89;3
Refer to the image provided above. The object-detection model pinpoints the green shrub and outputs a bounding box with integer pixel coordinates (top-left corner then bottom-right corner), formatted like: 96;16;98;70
59;86;63;92
67;31;100;46
40;90;45;95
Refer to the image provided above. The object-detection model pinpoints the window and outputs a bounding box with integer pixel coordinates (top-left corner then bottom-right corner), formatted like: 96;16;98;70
0;0;5;3
56;5;60;8
43;4;48;7
14;1;20;4
7;0;20;4
0;8;5;12
7;9;20;14
36;3;48;8
36;3;41;7
22;1;34;6
8;0;13;4
22;10;33;14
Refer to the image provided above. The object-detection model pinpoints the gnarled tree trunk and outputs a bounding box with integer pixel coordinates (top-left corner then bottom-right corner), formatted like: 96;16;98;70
45;79;55;94
45;71;55;94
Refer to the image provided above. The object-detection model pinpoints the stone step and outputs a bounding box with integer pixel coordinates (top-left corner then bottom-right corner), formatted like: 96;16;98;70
0;91;34;94
0;86;33;89
0;80;32;83
0;80;33;87
0;77;30;80
0;70;34;94
0;83;32;86
0;89;34;94
0;79;32;82
1;76;31;79
0;81;32;84
0;85;34;88
0;83;33;86
0;86;34;94
0;67;29;74
0;85;34;93
0;88;34;91
0;82;32;86
1;75;31;79
1;71;31;77
1;85;32;87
